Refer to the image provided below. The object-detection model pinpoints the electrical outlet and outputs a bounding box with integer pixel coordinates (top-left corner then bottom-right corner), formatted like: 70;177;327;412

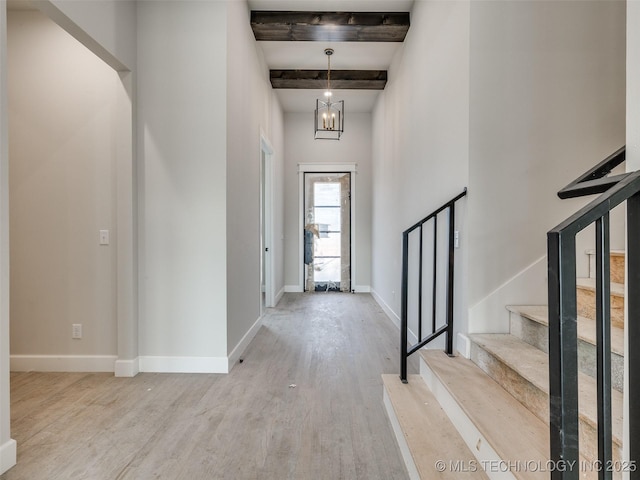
72;324;82;339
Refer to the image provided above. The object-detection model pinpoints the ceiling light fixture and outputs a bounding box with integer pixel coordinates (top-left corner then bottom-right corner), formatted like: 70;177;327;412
314;48;344;140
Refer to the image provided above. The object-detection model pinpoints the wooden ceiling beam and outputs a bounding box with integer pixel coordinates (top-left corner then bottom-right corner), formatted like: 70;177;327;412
270;70;387;90
251;11;410;42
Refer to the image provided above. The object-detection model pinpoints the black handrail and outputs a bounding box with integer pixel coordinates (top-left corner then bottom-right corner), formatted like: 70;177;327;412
557;146;628;199
548;146;639;479
400;188;467;383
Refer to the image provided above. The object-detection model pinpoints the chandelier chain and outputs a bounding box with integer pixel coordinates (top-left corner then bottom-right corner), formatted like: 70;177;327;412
314;48;342;140
327;54;331;93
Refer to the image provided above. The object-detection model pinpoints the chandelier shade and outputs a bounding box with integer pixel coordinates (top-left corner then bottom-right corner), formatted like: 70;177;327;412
314;98;344;140
314;48;344;140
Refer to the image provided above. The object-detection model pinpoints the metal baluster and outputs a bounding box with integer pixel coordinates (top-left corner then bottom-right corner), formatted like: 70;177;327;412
596;214;612;480
446;204;455;356
418;225;423;343
433;216;438;336
400;231;409;383
548;232;579;480
628;193;640;479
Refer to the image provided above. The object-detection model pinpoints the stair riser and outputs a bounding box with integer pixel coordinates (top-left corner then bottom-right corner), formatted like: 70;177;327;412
578;341;624;393
509;313;624;391
470;342;548;422
589;254;625;285
470;341;622;465
577;288;624;329
509;312;549;353
509;313;548;353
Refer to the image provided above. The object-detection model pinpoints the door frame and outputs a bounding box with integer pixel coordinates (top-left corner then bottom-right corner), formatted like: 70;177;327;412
260;133;275;308
297;163;357;292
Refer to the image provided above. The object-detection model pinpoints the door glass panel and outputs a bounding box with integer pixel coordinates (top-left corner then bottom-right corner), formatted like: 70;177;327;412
304;173;351;292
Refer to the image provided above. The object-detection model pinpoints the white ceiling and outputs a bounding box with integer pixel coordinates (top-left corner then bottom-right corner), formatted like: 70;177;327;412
248;0;414;112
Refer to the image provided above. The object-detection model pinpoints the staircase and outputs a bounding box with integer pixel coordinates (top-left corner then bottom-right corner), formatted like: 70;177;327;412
383;248;626;479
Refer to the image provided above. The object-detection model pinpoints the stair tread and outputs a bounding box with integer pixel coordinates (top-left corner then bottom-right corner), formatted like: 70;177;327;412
420;350;551;479
577;277;625;297
506;305;624;356
383;374;489;479
469;333;623;445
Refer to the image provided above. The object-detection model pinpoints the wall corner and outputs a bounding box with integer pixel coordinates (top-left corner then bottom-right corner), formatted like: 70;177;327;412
0;2;16;474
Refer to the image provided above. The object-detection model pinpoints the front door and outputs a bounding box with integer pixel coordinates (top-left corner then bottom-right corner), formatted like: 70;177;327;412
303;172;351;292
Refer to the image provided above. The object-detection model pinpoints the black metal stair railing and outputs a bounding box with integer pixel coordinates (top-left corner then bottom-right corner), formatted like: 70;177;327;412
557;146;626;199
400;188;467;383
548;146;639;480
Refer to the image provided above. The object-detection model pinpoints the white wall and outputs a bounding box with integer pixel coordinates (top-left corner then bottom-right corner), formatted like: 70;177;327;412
37;0;136;71
0;2;16;474
467;0;626;332
137;1;229;372
25;0;137;374
284;112;373;291
8;10;120;369
226;1;285;359
4;0;283;379
270;91;286;301
628;1;640;170
39;0;284;370
370;0;471;341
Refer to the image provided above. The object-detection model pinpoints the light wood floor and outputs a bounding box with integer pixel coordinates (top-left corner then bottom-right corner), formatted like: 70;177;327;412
1;293;418;480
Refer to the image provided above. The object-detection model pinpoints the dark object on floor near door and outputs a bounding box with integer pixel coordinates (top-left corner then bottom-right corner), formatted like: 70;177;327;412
315;282;340;292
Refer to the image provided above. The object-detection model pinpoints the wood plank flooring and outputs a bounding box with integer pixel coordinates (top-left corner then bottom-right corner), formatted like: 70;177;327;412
1;293;420;480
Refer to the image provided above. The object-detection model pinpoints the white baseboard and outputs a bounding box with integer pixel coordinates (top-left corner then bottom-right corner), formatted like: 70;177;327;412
371;288;400;329
10;355;117;372
275;286;285;305
457;333;471;359
0;439;17;475
228;315;263;371
139;356;228;374
370;288;419;344
114;358;139;377
353;285;371;293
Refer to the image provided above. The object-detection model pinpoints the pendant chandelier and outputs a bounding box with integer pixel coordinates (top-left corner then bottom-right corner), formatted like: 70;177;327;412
314;48;344;140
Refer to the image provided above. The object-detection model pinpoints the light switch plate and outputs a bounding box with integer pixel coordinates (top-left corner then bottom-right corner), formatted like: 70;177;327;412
72;324;82;339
